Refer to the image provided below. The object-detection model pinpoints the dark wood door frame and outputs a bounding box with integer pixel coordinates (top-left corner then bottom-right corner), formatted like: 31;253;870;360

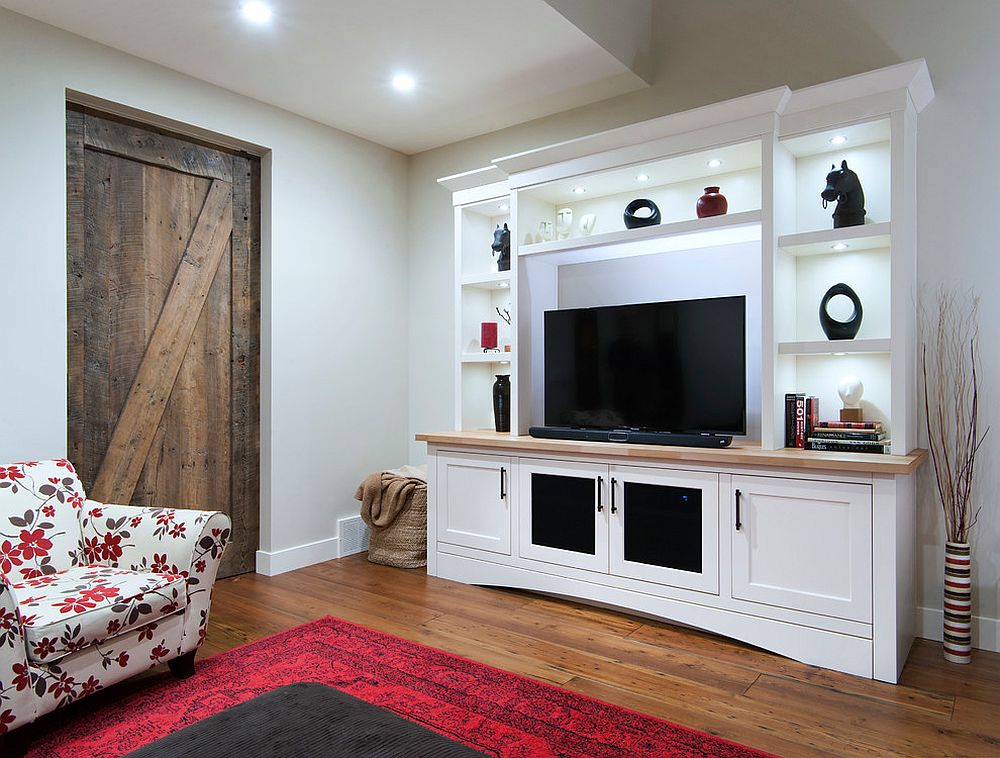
66;105;261;577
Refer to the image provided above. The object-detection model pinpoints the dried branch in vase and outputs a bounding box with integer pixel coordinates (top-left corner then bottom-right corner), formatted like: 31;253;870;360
921;288;989;543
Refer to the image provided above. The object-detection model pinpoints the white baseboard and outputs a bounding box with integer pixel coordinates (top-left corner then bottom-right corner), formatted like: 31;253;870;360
916;606;1000;652
256;536;340;576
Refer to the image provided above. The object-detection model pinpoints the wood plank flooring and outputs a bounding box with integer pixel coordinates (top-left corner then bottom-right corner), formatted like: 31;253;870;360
197;555;1000;757
14;555;998;756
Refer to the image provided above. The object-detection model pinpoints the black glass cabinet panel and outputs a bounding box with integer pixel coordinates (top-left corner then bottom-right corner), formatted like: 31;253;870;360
622;482;702;574
530;473;596;555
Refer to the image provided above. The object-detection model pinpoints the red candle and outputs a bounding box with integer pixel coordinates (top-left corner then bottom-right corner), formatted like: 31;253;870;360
481;322;498;350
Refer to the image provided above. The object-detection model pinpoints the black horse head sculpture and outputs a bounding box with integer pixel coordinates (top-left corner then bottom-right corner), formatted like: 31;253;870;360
491;223;511;272
821;160;866;228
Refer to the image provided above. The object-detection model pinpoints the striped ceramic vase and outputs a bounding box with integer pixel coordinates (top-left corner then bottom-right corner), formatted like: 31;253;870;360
943;542;972;664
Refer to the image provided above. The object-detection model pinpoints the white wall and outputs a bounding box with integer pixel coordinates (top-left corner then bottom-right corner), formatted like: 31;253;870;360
407;0;1000;649
0;9;410;574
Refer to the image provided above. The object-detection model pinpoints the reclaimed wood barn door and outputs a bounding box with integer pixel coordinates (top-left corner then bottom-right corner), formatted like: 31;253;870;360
66;106;260;577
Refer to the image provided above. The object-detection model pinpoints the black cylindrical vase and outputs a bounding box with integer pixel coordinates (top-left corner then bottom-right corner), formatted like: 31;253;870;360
492;375;511;433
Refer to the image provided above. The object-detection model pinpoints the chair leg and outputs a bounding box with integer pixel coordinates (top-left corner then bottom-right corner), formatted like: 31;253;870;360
168;650;197;678
0;727;32;757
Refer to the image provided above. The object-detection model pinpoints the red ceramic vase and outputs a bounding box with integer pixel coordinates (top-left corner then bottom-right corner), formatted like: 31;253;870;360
696;186;728;218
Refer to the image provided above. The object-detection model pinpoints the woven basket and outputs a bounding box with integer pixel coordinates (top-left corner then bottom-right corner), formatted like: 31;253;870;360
366;485;427;569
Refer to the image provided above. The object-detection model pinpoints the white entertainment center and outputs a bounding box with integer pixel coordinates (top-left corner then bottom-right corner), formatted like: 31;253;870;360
420;61;933;683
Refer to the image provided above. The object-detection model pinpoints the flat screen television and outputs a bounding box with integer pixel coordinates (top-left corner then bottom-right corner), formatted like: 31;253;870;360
542;296;746;440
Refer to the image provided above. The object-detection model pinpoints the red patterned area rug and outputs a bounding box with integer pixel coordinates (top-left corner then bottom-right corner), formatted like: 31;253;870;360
28;616;771;757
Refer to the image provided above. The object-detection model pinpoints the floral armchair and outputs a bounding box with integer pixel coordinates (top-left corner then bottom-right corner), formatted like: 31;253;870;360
0;459;230;734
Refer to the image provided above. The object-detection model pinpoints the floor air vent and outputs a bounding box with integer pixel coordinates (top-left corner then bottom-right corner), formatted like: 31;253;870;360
338;515;370;557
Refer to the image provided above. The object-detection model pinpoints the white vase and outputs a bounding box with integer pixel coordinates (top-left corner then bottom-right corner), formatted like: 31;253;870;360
943;541;972;664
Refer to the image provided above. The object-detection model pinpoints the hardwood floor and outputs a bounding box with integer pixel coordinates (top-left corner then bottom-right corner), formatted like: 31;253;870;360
195;555;1000;758
11;554;998;756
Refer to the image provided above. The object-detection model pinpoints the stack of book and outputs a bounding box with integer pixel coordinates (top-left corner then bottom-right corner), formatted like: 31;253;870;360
807;421;890;454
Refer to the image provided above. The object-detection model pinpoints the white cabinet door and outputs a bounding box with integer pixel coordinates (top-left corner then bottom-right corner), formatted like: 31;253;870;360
518;458;608;573
436;452;512;555
609;466;719;594
731;476;872;623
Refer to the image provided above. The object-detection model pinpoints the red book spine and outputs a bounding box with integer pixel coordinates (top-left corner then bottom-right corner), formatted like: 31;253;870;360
795;396;806;448
807;397;819;439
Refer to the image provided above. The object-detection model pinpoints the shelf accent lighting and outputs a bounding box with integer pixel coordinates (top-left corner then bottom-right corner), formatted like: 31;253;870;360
391;73;417;92
829;135;848;145
572;186;586;195
240;1;273;24
831;243;850;251
706;159;723;168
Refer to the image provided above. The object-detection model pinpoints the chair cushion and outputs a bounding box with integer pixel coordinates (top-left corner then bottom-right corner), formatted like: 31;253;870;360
11;564;187;664
0;459;87;583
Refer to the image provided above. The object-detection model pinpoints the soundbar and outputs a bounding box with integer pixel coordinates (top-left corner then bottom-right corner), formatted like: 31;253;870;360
528;426;733;448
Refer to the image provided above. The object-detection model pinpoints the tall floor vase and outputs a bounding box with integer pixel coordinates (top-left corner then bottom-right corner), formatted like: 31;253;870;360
943;542;972;663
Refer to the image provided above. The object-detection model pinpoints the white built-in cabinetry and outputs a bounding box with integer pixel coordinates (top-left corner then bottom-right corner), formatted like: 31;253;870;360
421;434;921;682
426;61;933;683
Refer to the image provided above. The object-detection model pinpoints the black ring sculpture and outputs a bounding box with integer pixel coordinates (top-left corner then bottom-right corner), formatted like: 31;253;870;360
623;198;661;229
819;282;863;340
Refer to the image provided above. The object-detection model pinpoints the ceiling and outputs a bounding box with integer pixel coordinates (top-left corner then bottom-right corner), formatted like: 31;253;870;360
1;0;652;154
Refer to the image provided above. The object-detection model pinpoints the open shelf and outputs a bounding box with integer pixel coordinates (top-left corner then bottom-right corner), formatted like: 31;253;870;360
778;338;891;356
778;222;891;256
461;352;512;364
519;210;762;262
461;271;511;290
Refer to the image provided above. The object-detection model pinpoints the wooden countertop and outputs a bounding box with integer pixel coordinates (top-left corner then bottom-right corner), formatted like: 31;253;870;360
415;430;927;475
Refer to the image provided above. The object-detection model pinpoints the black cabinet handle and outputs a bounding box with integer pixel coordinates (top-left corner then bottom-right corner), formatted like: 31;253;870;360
735;488;742;531
500;467;506;500
610;477;618;514
597;476;604;512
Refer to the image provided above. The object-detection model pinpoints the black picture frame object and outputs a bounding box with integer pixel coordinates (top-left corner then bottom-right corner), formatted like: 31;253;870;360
819;282;863;340
623;198;661;229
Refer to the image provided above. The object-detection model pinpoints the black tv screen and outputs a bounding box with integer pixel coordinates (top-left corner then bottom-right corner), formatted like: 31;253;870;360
544;296;746;435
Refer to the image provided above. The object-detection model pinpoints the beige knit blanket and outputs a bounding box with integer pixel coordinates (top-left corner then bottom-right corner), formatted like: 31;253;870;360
355;465;427;530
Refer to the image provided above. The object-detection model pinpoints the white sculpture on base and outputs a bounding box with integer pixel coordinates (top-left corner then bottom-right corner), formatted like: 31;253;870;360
837;375;864;422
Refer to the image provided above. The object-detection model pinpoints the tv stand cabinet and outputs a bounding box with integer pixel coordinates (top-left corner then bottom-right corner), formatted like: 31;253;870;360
417;431;926;683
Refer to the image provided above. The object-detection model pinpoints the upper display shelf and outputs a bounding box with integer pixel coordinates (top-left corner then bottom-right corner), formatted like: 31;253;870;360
523;141;760;207
516;140;762;248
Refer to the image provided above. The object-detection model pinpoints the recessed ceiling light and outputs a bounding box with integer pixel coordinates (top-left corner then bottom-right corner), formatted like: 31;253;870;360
240;1;272;24
499;281;509;288
572;186;586;195
635;173;650;182
498;203;509;212
391;72;417;93
829;135;848;145
831;243;849;251
706;159;723;168
833;352;847;356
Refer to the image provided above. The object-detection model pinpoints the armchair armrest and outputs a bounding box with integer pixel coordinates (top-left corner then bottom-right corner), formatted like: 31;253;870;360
0;583;36;734
80;501;231;654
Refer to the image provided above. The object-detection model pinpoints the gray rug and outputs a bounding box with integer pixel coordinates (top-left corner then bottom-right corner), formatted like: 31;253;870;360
125;682;489;757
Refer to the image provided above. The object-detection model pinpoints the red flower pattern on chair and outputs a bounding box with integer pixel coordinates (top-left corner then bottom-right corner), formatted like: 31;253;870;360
0;459;230;734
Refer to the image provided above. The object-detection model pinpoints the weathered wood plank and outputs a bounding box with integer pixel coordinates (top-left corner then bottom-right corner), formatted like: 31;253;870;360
80;151;145;491
226;155;260;576
84;113;233;182
66;107;86;469
91;179;233;504
134;167;208;509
